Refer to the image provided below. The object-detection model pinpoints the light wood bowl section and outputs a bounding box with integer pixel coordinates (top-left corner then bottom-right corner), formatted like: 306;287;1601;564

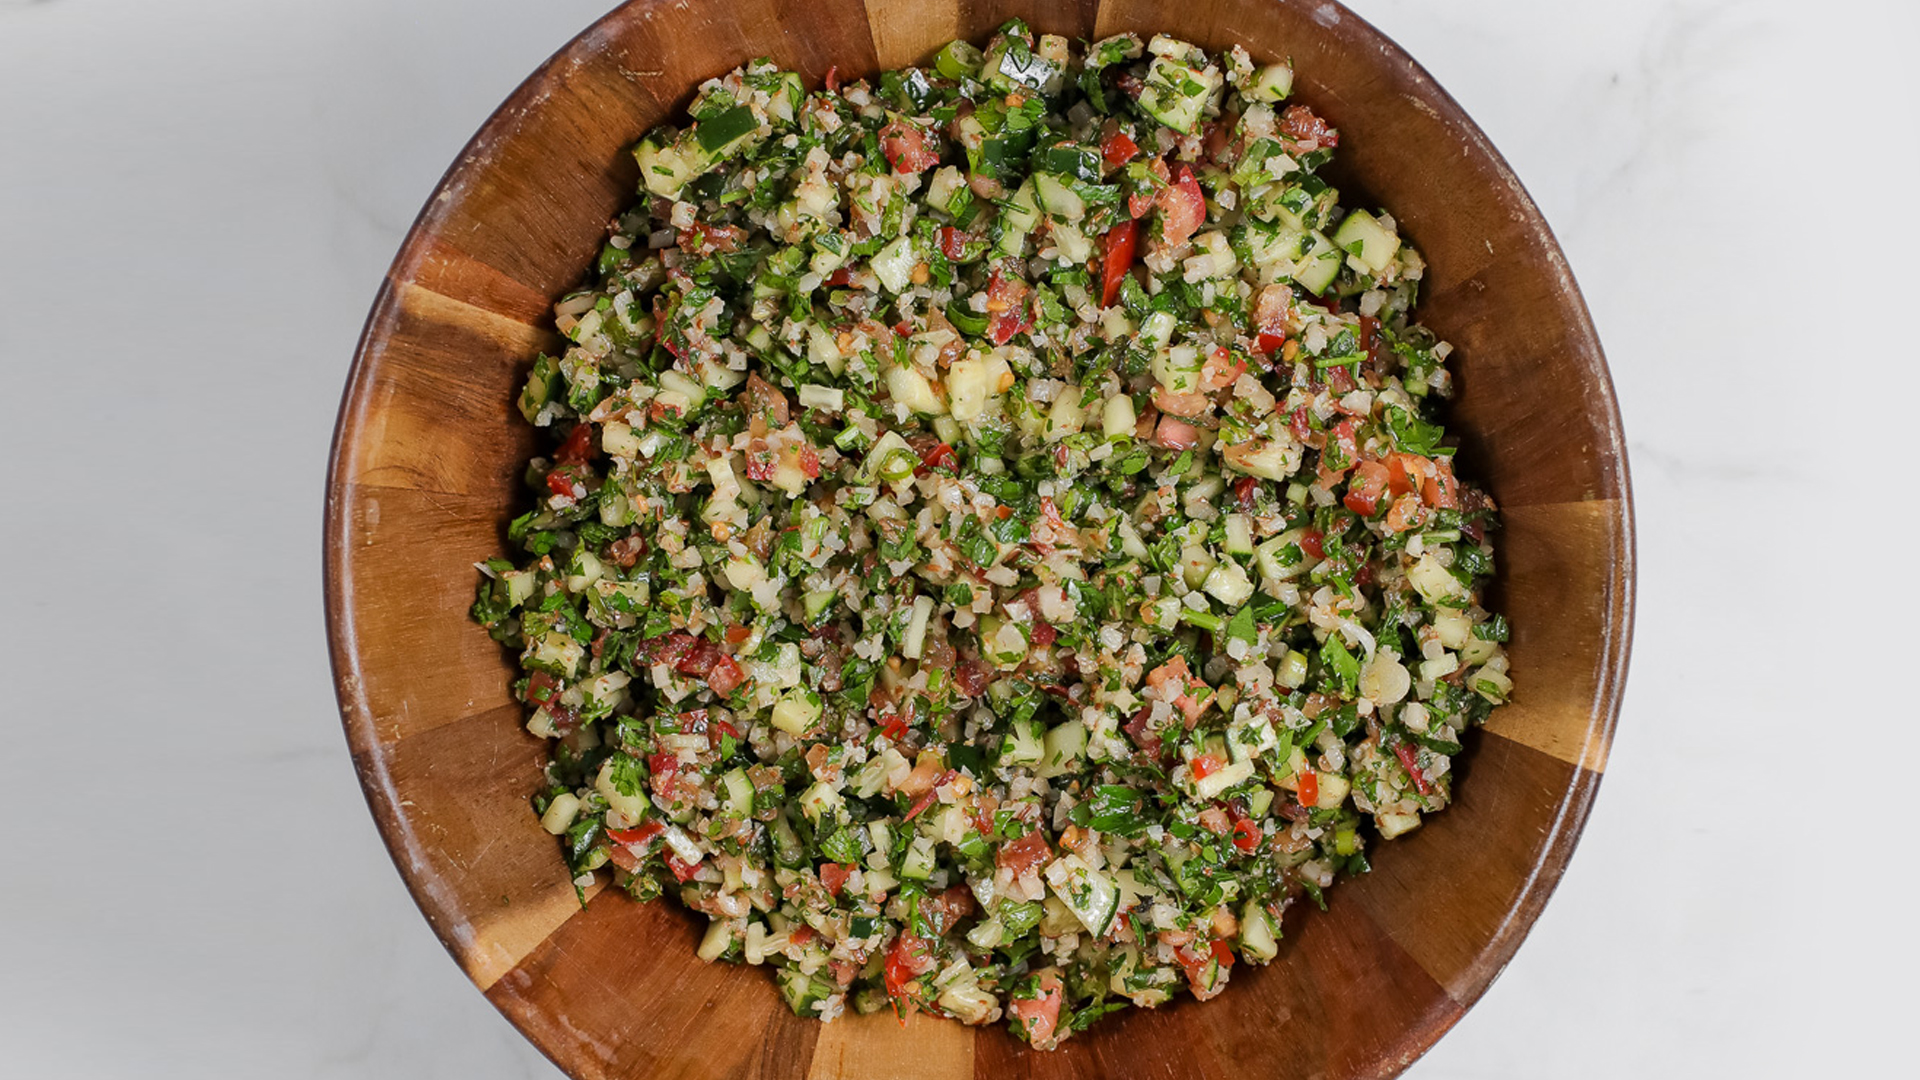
325;2;1634;1076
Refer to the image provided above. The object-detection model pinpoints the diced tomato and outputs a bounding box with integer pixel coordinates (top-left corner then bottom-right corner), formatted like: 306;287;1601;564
952;659;990;698
1100;219;1139;306
984;266;1034;345
647;751;681;793
674;639;721;677
1325;418;1360;473
706;717;741;750
1256;329;1287;354
819;862;854;896
938;226;968;261
1128;189;1155;219
884;932;937;999
1125;706;1164;760
1233;476;1258;511
606;820;663;848
1191;753;1224;780
555;423;595;465
1212;939;1235;967
545;466;584;498
823;65;841;93
1394;742;1434;795
1007;970;1064;1049
1298;528;1325;560
724;625;752;645
1385;453;1425;498
879;119;940;174
664;852;700;882
914;439;956;475
705;656;745;697
1325;361;1357;395
794;443;821;480
1154;414;1201;451
1031;619;1057;649
1232;818;1262;852
647;631;695;668
996;831;1052;876
1423;457;1461;510
824;268;852;287
1102;130;1139;168
1344;460;1391;516
877;713;909;742
1156;166;1207;247
789;925;817;947
1279;104;1339;147
1289;406;1314;445
1297;769;1319;808
525;671;559;707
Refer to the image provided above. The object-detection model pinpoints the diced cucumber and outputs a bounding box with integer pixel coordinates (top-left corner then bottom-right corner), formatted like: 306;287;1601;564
720;767;754;815
995;178;1039;256
697;919;734;962
1239;900;1279;960
1152;344;1203;394
870;234;919;294
634;133;696;199
1255;528;1312;581
886;363;947;416
1245;62;1294;103
946;353;1008;422
1032;173;1086;222
1223;513;1255;555
1042;853;1121;937
770;811;808;868
797;780;842;824
1139;310;1178;351
771;688;822;734
902;594;935;659
1202;560;1255;606
999;717;1045;767
777;968;836;1015
900;835;937;880
1036;719;1087;780
1137;51;1222;135
1292;231;1342;295
1332;209;1401;274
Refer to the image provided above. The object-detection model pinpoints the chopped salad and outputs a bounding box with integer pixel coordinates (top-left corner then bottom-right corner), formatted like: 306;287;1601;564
471;20;1511;1049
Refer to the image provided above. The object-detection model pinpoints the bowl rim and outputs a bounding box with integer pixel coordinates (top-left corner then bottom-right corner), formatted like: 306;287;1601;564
324;1;1634;1075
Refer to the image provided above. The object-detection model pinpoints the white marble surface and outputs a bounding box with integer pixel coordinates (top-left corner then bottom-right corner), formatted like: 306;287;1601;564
1;1;1913;1076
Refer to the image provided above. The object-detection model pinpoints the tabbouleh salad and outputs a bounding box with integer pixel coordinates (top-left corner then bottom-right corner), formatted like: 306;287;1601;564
470;20;1511;1049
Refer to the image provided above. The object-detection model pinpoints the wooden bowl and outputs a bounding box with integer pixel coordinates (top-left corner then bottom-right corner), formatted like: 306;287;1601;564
324;1;1633;1076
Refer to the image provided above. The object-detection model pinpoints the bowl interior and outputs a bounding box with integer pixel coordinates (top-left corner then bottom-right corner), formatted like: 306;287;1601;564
325;1;1633;1077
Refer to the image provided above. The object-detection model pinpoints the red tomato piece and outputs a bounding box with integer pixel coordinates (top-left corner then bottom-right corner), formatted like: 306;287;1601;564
647;751;681;793
984;266;1034;345
545;467;582;498
1102;130;1139;168
706;717;741;750
1156;166;1207;247
606;820;663;848
938;226;968;261
525;671;559;706
1297;769;1319;808
1100;219;1139;306
555;423;595;465
884;932;936;999
879;119;940;174
1233;475;1258;511
1299;529;1325;560
1394;742;1434;795
819;862;854;896
1008;970;1064;1049
664;853;701;882
1231;818;1261;852
1191;753;1224;780
705;656;745;697
996;832;1052;877
1124;705;1164;760
1344;460;1391;516
1030;619;1057;649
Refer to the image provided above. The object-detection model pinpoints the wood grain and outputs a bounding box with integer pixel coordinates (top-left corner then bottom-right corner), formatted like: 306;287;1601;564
324;2;1635;1078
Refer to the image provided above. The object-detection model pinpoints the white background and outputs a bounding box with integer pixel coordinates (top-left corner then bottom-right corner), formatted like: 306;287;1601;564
2;1;1914;1076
